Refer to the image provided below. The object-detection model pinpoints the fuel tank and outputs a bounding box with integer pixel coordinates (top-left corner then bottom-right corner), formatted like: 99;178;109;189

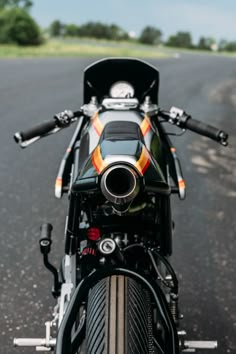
72;110;170;196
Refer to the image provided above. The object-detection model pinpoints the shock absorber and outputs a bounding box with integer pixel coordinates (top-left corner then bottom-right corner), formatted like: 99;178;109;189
169;292;179;324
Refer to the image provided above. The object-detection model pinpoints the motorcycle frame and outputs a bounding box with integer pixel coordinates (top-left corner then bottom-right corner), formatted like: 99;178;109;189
51;112;184;353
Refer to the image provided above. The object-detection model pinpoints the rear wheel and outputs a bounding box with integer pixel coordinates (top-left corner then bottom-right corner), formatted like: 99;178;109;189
85;275;154;354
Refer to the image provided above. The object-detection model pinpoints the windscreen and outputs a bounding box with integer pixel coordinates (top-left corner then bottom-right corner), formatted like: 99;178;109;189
83;58;160;104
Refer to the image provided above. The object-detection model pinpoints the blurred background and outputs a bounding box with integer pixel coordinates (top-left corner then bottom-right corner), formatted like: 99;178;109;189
0;1;235;353
0;0;236;57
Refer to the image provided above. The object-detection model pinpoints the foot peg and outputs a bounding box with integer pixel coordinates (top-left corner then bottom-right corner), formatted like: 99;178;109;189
39;223;61;297
14;321;56;351
183;341;217;351
39;223;53;254
179;331;218;352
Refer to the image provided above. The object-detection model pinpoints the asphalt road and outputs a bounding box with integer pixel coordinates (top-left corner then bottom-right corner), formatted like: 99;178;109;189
0;54;235;354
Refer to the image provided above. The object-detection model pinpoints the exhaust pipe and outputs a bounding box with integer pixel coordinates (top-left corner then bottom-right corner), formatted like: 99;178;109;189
101;165;140;213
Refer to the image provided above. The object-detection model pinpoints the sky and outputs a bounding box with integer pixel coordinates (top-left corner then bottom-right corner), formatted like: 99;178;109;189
31;0;236;43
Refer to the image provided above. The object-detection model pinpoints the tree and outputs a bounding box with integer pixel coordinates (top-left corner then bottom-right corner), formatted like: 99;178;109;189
218;39;228;52
166;32;193;49
49;20;64;37
64;23;79;37
198;37;216;50
76;22;128;40
60;21;129;41
0;0;32;10
198;37;210;50
217;39;236;52
0;7;42;45
108;24;129;40
224;41;236;52
78;22;109;39
139;26;162;45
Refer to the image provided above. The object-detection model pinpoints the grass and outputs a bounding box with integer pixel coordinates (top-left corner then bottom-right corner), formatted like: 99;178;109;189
1;38;235;59
163;45;236;57
0;38;170;59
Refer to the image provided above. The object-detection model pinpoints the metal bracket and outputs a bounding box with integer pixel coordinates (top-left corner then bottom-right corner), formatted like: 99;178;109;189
58;255;76;325
170;106;185;120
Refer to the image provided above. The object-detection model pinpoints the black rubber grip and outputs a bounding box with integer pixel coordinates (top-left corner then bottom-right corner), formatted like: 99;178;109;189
40;223;53;240
185;118;226;142
15;120;57;143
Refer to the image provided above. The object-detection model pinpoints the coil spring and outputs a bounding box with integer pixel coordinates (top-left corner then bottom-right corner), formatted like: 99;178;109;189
170;294;178;323
145;289;155;354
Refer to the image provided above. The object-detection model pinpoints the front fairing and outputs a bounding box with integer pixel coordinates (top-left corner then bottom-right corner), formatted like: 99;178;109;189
83;58;160;104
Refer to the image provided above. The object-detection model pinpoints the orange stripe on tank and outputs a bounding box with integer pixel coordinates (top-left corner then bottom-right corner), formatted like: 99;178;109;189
92;112;103;136
92;145;108;174
135;146;151;175
140;115;151;136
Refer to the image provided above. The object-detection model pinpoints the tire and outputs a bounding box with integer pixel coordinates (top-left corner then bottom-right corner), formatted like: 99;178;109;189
85;275;154;354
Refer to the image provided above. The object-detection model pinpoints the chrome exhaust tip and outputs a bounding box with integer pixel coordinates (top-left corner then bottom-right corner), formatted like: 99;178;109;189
101;165;140;210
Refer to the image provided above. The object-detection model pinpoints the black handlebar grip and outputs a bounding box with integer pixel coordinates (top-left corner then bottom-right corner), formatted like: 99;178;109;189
185;118;228;145
14;120;57;143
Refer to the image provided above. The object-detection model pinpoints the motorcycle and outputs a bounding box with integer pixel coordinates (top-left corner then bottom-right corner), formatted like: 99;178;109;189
13;58;228;353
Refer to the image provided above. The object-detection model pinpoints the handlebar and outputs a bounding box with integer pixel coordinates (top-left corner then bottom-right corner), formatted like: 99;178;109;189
14;110;83;148
159;107;228;146
14;105;229;148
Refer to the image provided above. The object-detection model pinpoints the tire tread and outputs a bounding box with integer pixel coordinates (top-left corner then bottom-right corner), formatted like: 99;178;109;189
86;275;153;354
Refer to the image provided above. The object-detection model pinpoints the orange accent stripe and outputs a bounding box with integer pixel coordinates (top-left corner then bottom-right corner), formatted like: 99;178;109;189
135;146;150;175
92;145;108;174
140;115;151;136
178;179;186;189
141;158;150;174
55;177;62;188
92;112;103;136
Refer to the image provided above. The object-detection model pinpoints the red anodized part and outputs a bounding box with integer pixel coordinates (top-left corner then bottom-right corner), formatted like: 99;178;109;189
82;247;96;256
87;227;101;241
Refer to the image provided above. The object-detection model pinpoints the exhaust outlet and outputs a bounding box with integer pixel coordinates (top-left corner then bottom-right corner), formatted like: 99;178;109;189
101;165;140;212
